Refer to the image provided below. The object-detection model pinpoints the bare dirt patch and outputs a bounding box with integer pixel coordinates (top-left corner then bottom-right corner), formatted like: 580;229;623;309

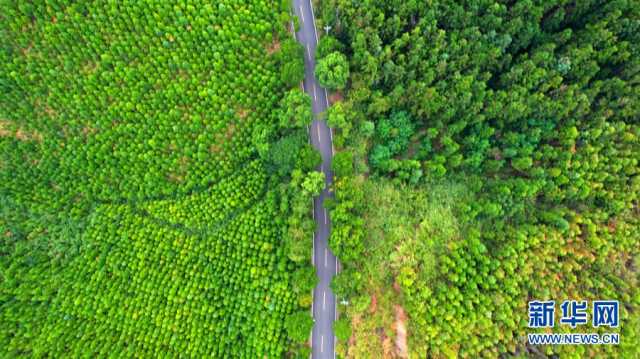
375;324;394;358
167;156;189;183
236;107;250;120
209;143;223;154
82;126;97;137
167;172;185;183
393;281;401;294
44;105;57;117
21;43;33;57
266;36;281;55
224;123;236;140
369;294;378;314
210;122;236;153
329;90;344;105
15;129;31;141
81;61;98;75
0;121;10;137
392;305;409;358
348;314;361;355
0;120;42;142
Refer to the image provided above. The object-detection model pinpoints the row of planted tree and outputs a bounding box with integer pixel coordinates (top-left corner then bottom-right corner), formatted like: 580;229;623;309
1;0;324;357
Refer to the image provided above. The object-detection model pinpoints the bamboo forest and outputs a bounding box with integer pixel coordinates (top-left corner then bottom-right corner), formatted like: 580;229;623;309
1;0;639;358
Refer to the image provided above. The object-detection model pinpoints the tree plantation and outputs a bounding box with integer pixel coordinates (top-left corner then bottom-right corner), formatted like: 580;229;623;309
319;0;639;357
3;0;640;357
1;0;317;357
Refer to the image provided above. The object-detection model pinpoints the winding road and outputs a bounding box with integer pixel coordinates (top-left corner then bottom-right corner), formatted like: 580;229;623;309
291;1;339;358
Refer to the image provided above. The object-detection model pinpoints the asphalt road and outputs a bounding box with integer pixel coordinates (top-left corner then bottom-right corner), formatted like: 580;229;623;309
291;1;338;358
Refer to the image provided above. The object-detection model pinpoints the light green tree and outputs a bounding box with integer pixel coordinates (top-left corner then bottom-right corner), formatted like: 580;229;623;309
301;171;325;197
285;311;314;343
315;52;349;90
278;89;312;129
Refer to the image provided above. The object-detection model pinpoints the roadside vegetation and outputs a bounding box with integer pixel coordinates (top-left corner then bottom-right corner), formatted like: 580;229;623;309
319;0;640;357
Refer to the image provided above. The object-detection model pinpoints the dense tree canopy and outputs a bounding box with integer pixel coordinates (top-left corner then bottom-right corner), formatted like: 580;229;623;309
278;89;313;130
1;0;316;357
315;51;350;90
316;35;345;60
321;0;640;357
285;311;315;343
277;39;305;87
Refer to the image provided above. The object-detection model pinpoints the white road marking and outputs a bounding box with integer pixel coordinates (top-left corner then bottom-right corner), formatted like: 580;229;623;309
329;128;334;155
312;232;315;265
324;248;328;267
309;0;319;44
297;1;339;357
323;291;326;310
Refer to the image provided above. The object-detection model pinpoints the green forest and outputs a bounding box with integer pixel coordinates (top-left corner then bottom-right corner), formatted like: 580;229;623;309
1;1;318;357
2;0;639;358
317;0;640;357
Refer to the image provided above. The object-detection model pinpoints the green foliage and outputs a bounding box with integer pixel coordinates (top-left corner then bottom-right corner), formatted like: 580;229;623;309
285;311;314;343
327;102;353;148
301;171;326;197
322;0;640;357
375;111;414;155
277;39;305;87
331;267;365;300
296;144;322;172
327;102;349;130
332;151;354;178
315;52;350;90
333;318;352;341
1;185;296;358
316;35;345;60
369;111;415;174
278;89;313;130
265;132;307;177
369;145;392;171
0;1;310;357
0;1;290;213
328;176;366;262
292;346;312;359
360;121;375;138
283;167;324;264
292;266;318;295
